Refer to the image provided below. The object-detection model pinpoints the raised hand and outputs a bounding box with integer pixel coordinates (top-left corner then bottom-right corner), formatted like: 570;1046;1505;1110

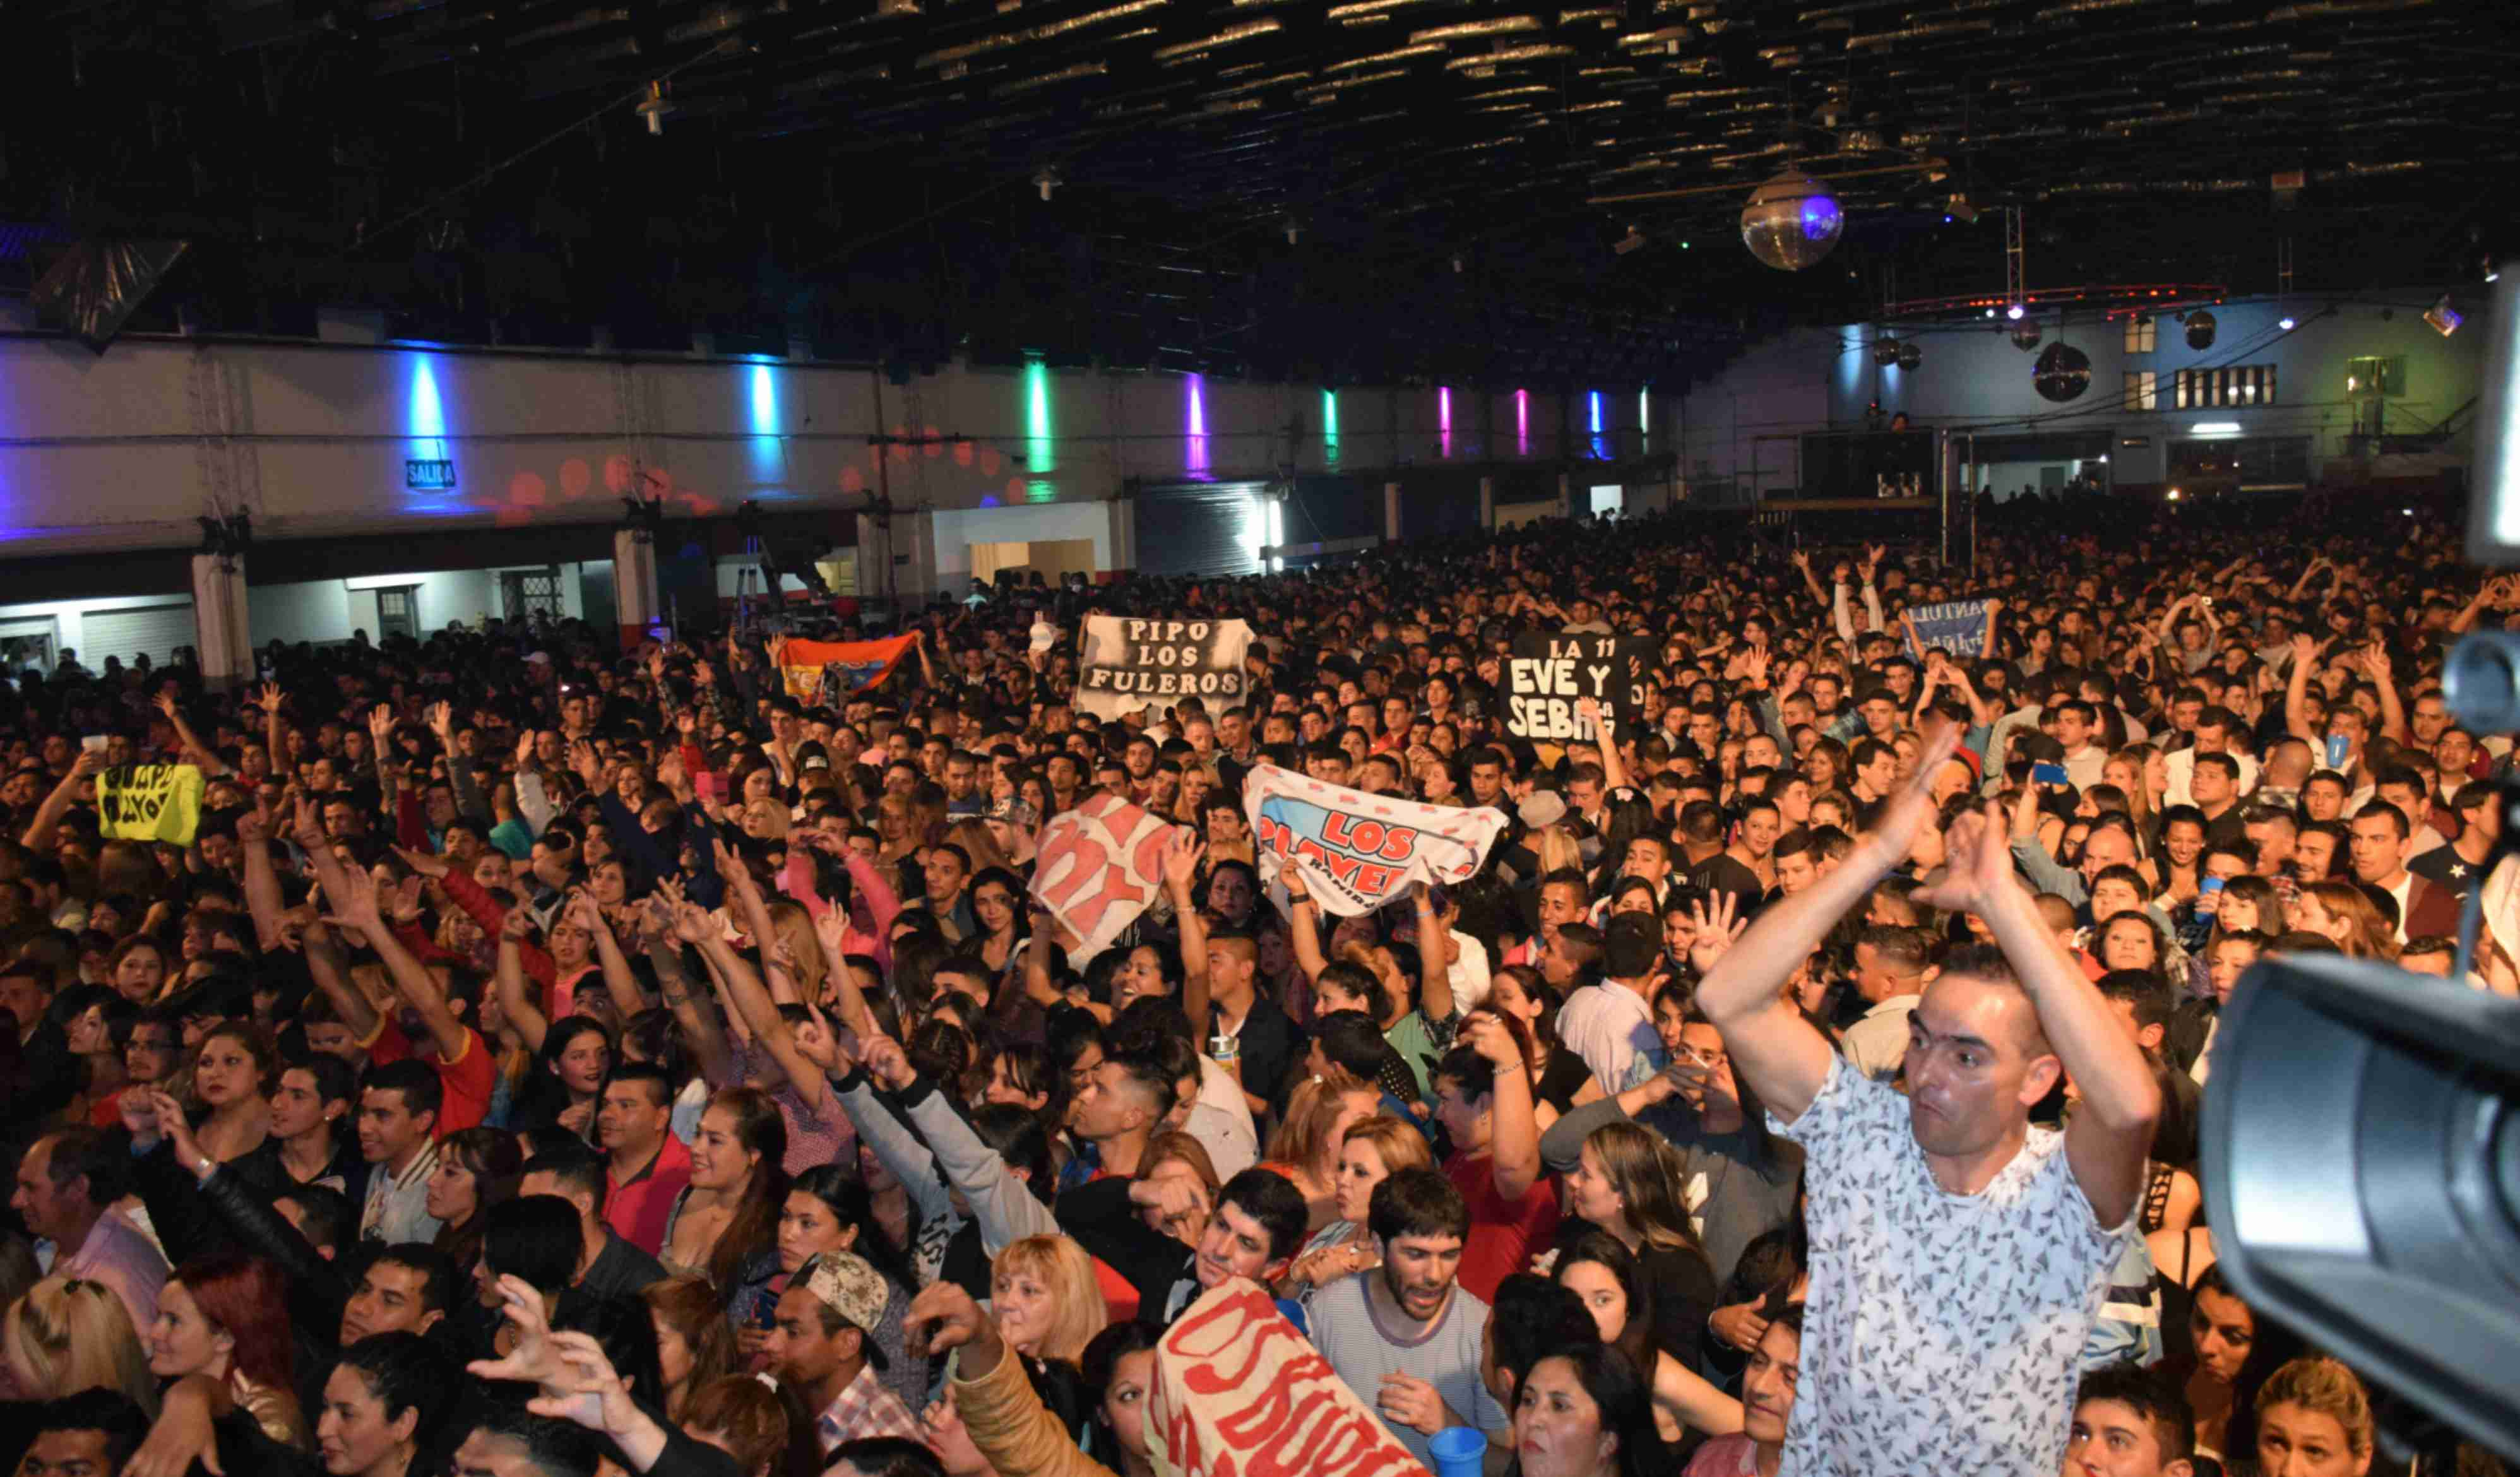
514;729;537;768
393;845;450;880
427;701;455;742
1913;800;2019;917
862;1035;917;1091
1687;891;1746;975
1459;1011;1523;1068
568;738;603;786
292;793;327;851
905;1280;999;1361
1865;725;1961;867
1160;828;1206;895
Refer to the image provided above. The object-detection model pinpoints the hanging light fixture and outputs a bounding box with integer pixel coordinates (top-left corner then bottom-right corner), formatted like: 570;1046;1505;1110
1740;169;1843;271
634;81;674;136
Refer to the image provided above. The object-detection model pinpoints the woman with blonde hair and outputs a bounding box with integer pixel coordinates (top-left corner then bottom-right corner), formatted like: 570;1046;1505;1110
1277;1116;1434;1304
1531;825;1586;879
641;1275;739;1423
1257;1067;1382;1232
2290;881;2400;963
989;1234;1108;1366
1;1274;160;1416
2248;1355;2374;1477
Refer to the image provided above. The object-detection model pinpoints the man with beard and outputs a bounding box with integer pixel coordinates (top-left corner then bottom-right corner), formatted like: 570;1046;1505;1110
1696;730;2159;1476
1309;1166;1507;1469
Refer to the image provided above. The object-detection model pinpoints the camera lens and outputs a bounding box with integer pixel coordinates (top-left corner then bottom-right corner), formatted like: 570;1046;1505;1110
2445;632;2520;735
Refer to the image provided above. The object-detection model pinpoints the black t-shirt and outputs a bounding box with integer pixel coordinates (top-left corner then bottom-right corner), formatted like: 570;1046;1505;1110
2410;843;2487;901
1689;853;1766;915
1535;1050;1593;1114
1229;995;1305;1117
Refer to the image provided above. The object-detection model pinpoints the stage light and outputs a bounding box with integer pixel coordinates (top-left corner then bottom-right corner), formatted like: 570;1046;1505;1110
2427;295;2463;336
1614;223;1647;255
2279;314;2297;331
2005;303;2024;321
1033;167;1062;201
2167;487;2183;501
1944;192;1978;224
1740;169;1842;271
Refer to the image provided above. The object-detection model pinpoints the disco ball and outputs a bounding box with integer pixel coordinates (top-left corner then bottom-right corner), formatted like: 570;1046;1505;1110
2033;341;2091;403
2010;321;2043;351
2185;310;2217;350
1740;169;1843;271
1872;337;1903;367
1896;341;1922;371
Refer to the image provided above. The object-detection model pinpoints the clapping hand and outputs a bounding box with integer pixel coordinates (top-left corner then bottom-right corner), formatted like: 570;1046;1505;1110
1914;801;2019;917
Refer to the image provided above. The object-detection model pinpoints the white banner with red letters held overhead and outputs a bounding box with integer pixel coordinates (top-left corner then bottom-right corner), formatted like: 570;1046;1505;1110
1242;763;1508;918
1150;1277;1432;1477
1028;792;1187;965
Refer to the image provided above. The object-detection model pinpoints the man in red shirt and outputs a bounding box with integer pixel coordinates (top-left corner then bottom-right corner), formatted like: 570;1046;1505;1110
598;1062;691;1257
1429;1015;1554;1303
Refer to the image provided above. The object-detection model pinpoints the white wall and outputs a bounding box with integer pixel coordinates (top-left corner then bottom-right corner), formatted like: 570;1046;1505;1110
0;335;1584;564
0;594;193;663
249;578;352;646
930;501;1123;584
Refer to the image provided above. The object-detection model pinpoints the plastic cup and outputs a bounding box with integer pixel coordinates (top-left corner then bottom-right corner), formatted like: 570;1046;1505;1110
1427;1425;1485;1477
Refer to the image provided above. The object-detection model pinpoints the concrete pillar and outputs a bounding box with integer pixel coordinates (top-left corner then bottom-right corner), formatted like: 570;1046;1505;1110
857;513;894;605
189;554;251;692
612;528;662;649
1478;475;1495;529
1556;472;1572;518
1384;481;1403;542
1105;497;1136;578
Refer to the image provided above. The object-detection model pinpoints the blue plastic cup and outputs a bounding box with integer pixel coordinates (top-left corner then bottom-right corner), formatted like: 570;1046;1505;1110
1427;1425;1485;1477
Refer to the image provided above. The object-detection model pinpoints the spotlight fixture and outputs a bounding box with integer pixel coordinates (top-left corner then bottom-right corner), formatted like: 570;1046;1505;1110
2005;302;2025;321
1983;307;1997;319
1033;166;1062;201
2185;310;2218;350
2426;295;2464;336
1944;192;1978;223
1740;169;1843;271
634;80;674;136
1614;223;1648;256
2279;314;2298;331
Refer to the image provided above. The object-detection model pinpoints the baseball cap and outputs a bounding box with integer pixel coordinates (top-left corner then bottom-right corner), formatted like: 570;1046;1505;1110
798;1252;891;1368
1030;619;1059;653
986;796;1042;829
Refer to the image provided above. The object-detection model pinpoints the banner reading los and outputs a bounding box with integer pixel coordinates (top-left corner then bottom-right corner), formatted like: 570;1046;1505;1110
1243;764;1506;917
772;636;917;704
1074;617;1252;720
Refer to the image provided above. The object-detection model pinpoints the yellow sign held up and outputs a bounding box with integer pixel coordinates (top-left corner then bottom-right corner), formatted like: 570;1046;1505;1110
97;764;205;845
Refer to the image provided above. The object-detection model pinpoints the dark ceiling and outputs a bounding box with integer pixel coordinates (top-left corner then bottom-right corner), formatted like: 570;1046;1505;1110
3;0;2510;388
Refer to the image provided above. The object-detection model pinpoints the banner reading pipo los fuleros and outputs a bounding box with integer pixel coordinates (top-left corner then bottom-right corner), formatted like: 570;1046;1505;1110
1073;616;1253;720
1244;764;1507;918
1029;792;1186;964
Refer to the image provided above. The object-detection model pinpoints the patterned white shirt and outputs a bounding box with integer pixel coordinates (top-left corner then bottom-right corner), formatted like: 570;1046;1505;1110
1773;1055;2128;1476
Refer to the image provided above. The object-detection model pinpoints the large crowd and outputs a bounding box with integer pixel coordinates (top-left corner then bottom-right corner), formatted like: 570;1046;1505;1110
0;494;2511;1477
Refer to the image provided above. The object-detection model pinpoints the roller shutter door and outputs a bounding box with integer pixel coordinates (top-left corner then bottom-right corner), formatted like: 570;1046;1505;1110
1134;482;1263;578
79;603;196;668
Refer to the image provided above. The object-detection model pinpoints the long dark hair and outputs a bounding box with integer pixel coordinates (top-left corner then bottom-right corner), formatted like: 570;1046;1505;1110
433;1127;525;1276
788;1164;915;1294
700;1088;790;1296
1518;1341;1658;1477
1081;1319;1161;1466
1555;1231;1657;1381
